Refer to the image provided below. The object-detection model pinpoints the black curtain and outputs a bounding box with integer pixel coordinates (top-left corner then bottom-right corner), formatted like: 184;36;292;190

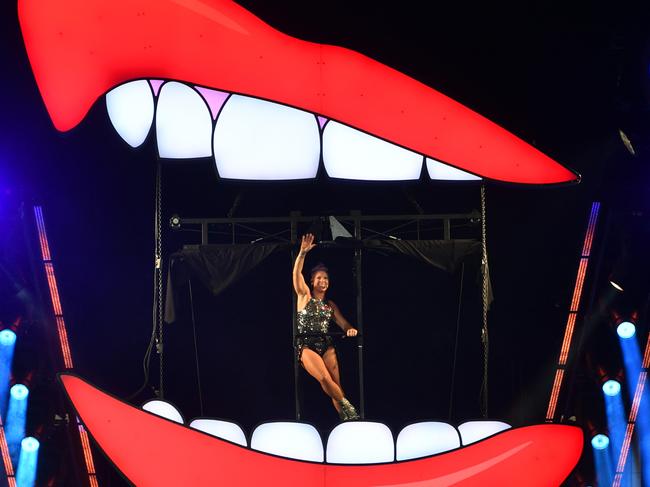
164;239;482;323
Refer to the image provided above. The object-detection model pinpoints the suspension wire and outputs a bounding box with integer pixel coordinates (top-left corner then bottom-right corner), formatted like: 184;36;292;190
155;161;164;398
479;184;490;418
448;261;465;421
188;280;204;415
127;161;163;401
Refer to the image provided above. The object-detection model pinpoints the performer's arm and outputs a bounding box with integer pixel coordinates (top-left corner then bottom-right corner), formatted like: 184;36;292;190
329;301;358;337
293;234;315;297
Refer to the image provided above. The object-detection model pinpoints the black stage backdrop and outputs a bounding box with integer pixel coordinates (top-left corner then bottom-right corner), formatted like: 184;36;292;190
162;240;484;434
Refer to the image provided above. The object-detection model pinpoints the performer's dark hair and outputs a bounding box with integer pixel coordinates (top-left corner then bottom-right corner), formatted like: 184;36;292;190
310;263;329;284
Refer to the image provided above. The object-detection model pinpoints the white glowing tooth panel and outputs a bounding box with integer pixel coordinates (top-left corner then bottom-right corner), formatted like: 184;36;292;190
458;421;511;445
251;422;324;462
213;95;320;180
323;121;423;181
396;422;461;460
326;422;394;464
426;158;482;181
106;80;154;148
155;82;213;159
141;400;184;424
189;419;247;447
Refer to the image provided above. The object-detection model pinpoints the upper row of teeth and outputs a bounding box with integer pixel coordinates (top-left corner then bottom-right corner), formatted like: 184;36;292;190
106;80;481;181
142;399;510;464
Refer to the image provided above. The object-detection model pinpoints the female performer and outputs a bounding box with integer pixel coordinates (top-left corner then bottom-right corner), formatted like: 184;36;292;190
293;234;360;421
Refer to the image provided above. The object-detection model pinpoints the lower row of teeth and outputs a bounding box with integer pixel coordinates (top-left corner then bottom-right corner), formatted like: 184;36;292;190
142;399;509;463
106;79;481;182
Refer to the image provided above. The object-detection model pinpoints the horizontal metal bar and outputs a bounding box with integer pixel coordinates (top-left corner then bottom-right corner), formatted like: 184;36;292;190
178;211;479;225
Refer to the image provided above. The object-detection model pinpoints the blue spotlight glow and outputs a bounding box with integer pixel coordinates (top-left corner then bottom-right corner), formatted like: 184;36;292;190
21;437;39;453
591;434;610;450
16;436;39;487
6;384;29;466
591;434;614;487
603;380;621;396
617;321;636;339
0;330;16;347
0;330;17;419
618;331;650;482
10;384;29;401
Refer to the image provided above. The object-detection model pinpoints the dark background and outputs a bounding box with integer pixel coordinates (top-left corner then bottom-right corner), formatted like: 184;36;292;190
2;0;650;484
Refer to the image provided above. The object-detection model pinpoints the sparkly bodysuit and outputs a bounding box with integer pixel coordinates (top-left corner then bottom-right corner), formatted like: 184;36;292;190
296;297;334;360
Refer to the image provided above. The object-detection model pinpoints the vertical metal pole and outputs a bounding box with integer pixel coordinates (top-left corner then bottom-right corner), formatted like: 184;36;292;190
443;218;451;240
201;223;208;245
290;211;300;420
351;210;365;418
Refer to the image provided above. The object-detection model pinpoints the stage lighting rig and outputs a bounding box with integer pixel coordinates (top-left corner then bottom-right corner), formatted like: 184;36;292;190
591;433;610;450
169;214;181;229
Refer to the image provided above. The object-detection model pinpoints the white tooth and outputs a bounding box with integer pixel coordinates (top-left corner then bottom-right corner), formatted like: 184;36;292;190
213;95;320;180
326;422;394;464
251;422;323;462
155;82;213;159
189;419;247;447
323;121;423;181
458;421;511;445
396;422;461;460
141;400;184;424
426;158;481;181
106;80;154;148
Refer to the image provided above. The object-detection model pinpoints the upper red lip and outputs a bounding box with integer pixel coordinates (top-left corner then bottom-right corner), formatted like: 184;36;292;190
18;0;579;184
60;374;583;487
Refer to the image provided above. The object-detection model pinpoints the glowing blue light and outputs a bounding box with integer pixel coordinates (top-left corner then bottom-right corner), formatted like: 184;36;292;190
0;330;16;347
617;321;636;339
16;436;39;487
0;329;17;418
591;434;610;450
21;437;39;453
6;384;29;465
10;384;29;401
603;380;621;397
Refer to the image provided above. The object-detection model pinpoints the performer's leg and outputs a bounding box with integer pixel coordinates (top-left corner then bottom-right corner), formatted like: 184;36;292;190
322;347;343;411
301;348;345;407
322;347;359;420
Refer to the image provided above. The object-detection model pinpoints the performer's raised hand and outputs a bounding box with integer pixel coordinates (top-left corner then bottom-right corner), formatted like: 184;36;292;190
300;233;316;254
346;328;358;337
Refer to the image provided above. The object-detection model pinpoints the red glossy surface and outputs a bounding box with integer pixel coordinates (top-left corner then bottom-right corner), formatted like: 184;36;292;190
18;0;579;184
61;374;583;487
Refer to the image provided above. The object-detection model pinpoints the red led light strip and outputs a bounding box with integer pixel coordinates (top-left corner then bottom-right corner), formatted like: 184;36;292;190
0;414;16;486
570;258;588;312
56;317;74;369
613;333;650;486
546;369;565;420
559;314;577;365
33;206;99;486
34;206;51;261
546;202;601;422
614;361;650;486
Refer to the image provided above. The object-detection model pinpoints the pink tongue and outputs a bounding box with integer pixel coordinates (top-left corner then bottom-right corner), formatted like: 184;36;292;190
317;115;328;129
149;79;164;96
195;86;230;120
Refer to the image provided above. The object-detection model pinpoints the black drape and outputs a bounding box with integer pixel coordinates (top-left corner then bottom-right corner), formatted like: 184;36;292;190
164;239;483;323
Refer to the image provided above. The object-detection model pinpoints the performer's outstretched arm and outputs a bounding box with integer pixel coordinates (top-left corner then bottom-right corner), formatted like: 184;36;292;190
329;301;358;337
293;234;315;297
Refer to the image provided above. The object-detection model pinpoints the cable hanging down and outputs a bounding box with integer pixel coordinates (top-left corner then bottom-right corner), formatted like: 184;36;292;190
480;184;490;418
128;161;164;401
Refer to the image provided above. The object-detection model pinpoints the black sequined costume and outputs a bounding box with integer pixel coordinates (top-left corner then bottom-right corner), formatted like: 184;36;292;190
296;297;334;360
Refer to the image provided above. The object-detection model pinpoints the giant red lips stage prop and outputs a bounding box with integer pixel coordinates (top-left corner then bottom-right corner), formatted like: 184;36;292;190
20;1;584;483
18;0;579;184
61;375;582;487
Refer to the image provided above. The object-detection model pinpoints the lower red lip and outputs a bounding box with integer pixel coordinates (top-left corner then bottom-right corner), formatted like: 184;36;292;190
60;374;583;486
18;0;579;184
